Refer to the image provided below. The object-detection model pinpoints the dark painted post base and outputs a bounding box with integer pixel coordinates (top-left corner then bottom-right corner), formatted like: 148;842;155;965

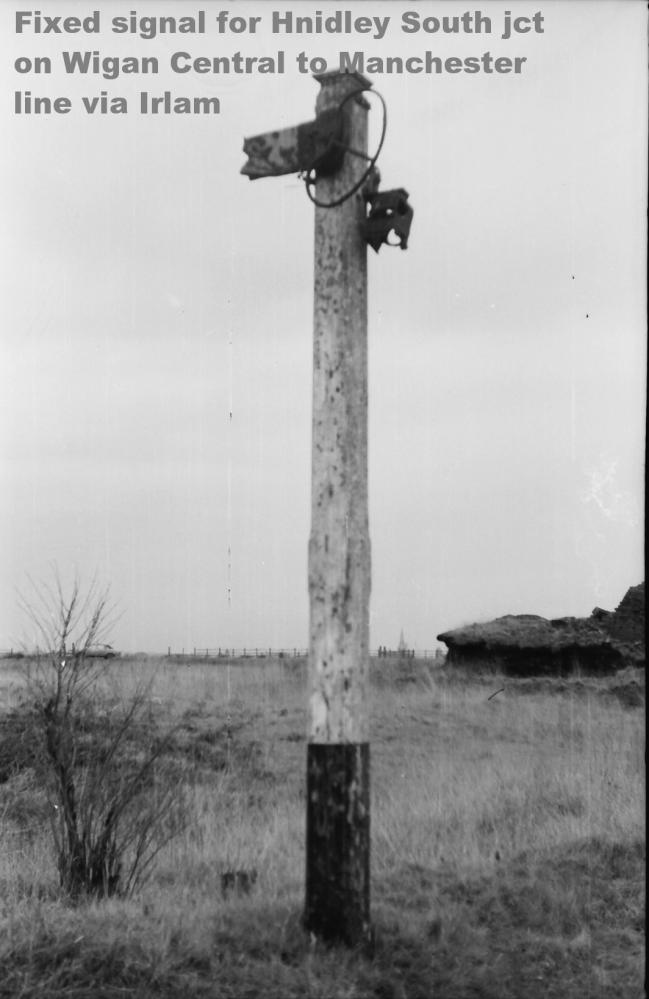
304;743;371;947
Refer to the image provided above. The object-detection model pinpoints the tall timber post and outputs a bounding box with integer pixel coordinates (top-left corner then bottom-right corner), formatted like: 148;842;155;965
241;68;412;948
304;70;372;947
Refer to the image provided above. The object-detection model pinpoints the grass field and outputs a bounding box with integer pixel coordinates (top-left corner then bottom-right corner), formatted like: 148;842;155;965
0;655;644;998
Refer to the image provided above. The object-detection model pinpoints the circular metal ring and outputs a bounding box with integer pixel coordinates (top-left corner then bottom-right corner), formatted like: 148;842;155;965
304;87;387;209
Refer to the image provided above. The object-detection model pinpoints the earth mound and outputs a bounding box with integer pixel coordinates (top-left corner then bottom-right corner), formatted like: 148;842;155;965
437;583;644;676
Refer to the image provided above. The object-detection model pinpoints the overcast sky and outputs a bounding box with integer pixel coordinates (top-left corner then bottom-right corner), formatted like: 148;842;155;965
1;1;646;653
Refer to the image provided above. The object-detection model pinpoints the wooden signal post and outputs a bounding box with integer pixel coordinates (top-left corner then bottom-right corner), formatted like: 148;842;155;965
304;71;372;947
242;70;410;947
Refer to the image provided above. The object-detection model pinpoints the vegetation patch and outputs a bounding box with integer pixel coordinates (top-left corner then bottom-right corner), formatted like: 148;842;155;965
1;835;643;999
0;652;644;998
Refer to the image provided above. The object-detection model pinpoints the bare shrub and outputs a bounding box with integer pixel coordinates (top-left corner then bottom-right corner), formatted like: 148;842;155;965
16;570;186;901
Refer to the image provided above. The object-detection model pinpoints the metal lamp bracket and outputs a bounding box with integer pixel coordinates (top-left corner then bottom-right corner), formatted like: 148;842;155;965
363;183;413;252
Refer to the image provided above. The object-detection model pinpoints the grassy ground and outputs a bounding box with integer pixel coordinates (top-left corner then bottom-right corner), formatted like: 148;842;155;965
0;656;644;998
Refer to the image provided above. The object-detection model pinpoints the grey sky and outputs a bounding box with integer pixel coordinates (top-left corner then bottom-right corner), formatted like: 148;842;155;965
1;1;645;653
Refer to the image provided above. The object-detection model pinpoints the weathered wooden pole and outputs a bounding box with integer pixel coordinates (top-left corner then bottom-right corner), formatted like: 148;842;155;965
240;68;377;948
304;70;372;948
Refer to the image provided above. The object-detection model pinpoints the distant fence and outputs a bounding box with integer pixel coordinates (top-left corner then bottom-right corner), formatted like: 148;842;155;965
166;647;306;659
165;647;445;661
1;647;445;662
